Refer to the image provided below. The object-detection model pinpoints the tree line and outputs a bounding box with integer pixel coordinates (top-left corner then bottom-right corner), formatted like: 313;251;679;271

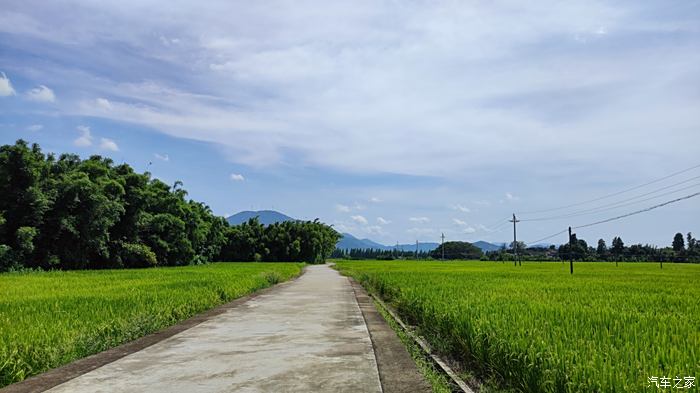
484;233;700;263
0;140;338;271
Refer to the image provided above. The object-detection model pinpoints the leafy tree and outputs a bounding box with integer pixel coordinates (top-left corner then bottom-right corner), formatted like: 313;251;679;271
431;241;483;260
672;233;685;252
611;237;625;255
596;239;607;258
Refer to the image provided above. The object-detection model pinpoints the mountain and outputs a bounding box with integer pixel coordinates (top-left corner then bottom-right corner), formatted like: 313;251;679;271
226;210;296;226
336;233;438;252
473;241;504;252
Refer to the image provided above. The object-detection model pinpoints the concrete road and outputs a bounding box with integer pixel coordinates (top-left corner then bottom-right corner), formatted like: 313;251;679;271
47;265;382;393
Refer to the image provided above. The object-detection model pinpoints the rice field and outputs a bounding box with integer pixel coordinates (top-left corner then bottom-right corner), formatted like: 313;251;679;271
335;260;700;393
0;262;303;388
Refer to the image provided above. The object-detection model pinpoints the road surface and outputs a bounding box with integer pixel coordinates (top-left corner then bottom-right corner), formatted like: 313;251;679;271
46;265;383;393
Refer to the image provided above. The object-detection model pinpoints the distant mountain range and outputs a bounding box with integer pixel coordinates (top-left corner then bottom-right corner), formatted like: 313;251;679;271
226;210;296;226
224;210;547;251
336;233;440;252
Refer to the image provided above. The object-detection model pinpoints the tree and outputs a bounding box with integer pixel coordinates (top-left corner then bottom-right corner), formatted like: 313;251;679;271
596;239;607;258
672;233;685;253
611;237;625;255
687;232;696;252
431;241;483;260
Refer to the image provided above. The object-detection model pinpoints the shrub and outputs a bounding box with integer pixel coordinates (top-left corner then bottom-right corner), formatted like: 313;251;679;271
119;243;158;268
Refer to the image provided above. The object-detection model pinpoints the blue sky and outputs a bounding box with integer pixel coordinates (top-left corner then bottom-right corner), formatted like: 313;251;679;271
1;1;699;247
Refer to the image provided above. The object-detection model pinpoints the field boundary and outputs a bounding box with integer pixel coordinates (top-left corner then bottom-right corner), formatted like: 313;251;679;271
350;278;474;393
0;266;307;393
349;278;431;393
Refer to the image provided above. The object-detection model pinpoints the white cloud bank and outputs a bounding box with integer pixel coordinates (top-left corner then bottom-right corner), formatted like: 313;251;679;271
26;85;55;102
0;72;15;96
5;1;691;180
73;125;93;147
99;138;119;151
351;215;368;225
230;173;245;181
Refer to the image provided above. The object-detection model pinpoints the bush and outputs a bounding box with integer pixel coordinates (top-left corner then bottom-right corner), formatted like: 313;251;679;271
119;243;158;268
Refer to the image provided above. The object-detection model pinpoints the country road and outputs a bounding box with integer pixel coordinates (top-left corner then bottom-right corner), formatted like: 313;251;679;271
45;265;384;393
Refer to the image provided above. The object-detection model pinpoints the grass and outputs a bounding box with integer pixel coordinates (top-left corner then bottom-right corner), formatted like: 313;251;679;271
0;262;303;388
335;260;700;393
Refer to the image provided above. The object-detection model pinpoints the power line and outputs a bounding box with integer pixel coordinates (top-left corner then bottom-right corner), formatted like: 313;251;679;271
520;178;700;222
525;229;568;245
522;191;700;244
517;163;700;215
573;191;700;229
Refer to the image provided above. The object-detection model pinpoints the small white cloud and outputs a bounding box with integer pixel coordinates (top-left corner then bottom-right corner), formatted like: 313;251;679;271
335;204;351;213
451;204;471;213
594;26;608;35
407;227;436;235
351;215;368;225
505;192;520;201
154;153;170;161
230;173;245;181
0;72;16;96
364;225;384;235
453;218;468;226
353;202;365;210
74;125;93;147
370;196;382;203
377;217;391;225
409;217;430;223
463;226;476;234
96;98;113;110
99;138;119;151
26;124;43;132
26;85;55;102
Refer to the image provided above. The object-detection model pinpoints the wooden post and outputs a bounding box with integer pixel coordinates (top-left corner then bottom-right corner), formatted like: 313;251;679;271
510;214;520;266
568;226;574;275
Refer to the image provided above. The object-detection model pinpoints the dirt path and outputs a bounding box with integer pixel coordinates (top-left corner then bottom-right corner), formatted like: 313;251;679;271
44;265;383;393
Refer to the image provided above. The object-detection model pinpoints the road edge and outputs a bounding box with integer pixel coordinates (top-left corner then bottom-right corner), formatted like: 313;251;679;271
349;278;432;393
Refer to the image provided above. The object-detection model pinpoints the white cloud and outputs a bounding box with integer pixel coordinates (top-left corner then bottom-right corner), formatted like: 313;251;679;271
0;72;15;96
230;173;245;181
409;217;430;223
377;217;391;225
364;225;383;235
353;202;365;211
95;97;113;110
407;227;436;235
26;85;55;102
370;196;382;203
463;226;477;234
451;204;471;213
26;124;43;131
73;125;93;147
154;153;170;161
99;137;119;151
351;215;368;225
335;204;351;213
452;218;468;226
505;192;520;202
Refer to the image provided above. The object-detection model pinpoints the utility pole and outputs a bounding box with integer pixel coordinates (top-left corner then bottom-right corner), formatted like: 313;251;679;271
568;226;574;275
509;214;520;266
441;233;445;261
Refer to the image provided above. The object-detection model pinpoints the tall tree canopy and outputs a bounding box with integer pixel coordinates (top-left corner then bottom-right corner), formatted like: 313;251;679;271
0;140;338;271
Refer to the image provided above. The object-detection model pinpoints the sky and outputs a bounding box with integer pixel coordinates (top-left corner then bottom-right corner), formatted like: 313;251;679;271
1;1;699;247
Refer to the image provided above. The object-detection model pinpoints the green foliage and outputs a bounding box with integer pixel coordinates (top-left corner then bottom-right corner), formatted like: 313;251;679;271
336;260;700;393
0;140;336;270
118;242;158;268
219;218;339;264
0;262;303;387
431;241;483;260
